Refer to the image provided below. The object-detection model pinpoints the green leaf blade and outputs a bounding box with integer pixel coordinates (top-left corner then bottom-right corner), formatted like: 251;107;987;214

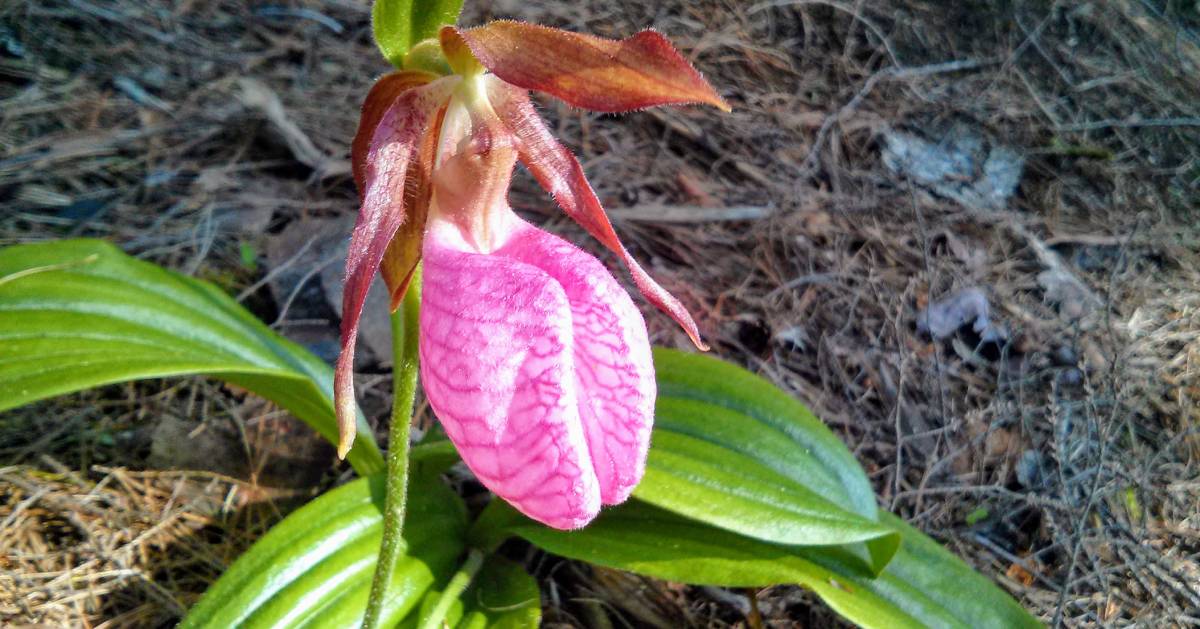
639;433;893;546
512;501;1039;629
0;239;384;475
852;513;1040;629
182;474;468;629
456;556;541;629
652;348;877;517
644;349;897;569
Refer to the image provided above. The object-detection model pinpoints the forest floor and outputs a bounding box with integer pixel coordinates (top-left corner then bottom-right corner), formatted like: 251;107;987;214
2;0;1199;626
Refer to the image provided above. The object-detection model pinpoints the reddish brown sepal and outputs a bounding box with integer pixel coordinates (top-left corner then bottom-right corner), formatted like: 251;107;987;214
378;102;445;311
352;72;445;311
452;21;729;113
489;81;710;350
351;71;436;195
335;77;456;459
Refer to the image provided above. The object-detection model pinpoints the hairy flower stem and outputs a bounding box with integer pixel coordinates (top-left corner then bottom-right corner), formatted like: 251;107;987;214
363;266;422;629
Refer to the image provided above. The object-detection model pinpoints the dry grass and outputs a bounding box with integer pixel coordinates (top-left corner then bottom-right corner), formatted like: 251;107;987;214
1;463;272;626
2;0;1199;626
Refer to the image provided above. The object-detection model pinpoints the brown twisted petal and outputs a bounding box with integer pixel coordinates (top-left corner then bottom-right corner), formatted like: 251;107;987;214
351;71;436;194
488;80;709;350
352;71;446;310
378;103;444;311
335;76;457;459
448;22;729;113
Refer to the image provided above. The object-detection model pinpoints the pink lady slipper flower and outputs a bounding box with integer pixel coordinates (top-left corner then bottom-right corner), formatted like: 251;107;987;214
335;22;728;529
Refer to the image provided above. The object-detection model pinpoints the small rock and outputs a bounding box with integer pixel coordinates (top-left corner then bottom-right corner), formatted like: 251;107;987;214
149;416;247;477
1016;449;1046;489
882;126;1024;211
917;287;1007;342
266;216;392;366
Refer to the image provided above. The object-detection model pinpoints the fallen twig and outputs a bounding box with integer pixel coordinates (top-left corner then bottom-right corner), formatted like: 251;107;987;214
609;204;773;223
237;78;351;180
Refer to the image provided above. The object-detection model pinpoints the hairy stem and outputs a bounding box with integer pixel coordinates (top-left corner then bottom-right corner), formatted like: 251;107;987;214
363;266;422;629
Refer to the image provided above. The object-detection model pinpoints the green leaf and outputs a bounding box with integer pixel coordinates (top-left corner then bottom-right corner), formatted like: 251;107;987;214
512;501;1039;629
0;239;384;475
182;473;467;628
392;553;539;629
455;556;541;629
372;0;465;68
642;349;898;571
829;512;1041;629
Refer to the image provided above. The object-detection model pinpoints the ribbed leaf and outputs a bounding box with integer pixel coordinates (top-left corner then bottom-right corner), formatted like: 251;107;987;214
512;501;1040;629
456;556;541;629
396;554;540;629
640;349;898;572
0;239;384;475
182;473;467;628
